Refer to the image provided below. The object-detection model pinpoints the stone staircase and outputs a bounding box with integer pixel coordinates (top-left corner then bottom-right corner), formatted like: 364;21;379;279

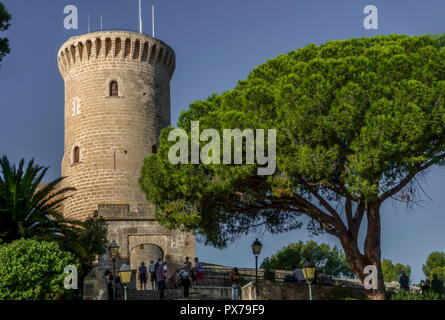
119;286;231;300
125;289;183;300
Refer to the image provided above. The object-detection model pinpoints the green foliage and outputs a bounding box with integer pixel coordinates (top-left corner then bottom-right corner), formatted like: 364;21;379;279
423;251;445;280
381;259;411;282
260;240;354;277
0;156;75;242
0;156;107;288
430;266;445;282
73;217;108;263
0;2;11;63
0;239;79;300
389;290;442;300
139;34;445;250
46;216;108;277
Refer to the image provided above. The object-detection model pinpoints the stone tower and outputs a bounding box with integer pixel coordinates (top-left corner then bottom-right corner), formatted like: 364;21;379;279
58;31;174;220
58;31;195;275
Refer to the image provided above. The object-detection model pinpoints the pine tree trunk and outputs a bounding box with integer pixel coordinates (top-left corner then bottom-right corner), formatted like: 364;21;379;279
363;202;386;300
339;202;386;300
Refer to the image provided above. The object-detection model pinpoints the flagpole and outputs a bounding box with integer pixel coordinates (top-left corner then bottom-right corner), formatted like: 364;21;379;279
88;14;91;33
139;0;143;34
152;5;155;37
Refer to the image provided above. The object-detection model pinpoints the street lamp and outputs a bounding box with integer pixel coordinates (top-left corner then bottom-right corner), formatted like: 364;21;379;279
302;261;316;300
251;239;263;297
119;261;132;301
108;241;119;300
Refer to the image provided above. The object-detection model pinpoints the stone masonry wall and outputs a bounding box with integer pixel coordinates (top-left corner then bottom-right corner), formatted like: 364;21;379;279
97;204;196;274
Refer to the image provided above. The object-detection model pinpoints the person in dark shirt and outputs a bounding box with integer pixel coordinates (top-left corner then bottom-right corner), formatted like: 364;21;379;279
156;261;167;300
179;264;192;299
184;257;192;271
431;274;444;298
420;279;431;296
138;262;148;291
399;270;410;291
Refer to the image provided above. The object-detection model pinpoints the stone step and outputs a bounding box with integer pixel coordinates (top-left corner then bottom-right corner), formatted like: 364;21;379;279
120;287;232;300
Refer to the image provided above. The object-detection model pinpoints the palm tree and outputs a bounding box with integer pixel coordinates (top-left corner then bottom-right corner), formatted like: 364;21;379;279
0;156;108;299
0;156;75;243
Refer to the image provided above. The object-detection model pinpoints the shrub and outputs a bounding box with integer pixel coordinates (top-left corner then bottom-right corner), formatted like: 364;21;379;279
320;287;366;300
389;290;442;300
0;239;79;300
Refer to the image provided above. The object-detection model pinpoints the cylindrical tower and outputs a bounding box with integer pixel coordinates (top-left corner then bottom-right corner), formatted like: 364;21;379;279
58;31;176;221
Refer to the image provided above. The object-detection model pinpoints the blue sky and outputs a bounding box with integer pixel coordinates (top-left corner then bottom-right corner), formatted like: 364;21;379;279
1;0;444;283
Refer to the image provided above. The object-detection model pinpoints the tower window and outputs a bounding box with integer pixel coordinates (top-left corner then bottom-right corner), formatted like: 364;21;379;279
73;146;80;164
152;145;157;154
110;81;119;97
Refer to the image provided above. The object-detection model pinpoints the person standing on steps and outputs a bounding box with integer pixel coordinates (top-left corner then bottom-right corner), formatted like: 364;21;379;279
138;262;148;291
194;257;205;286
163;260;168;275
229;268;241;300
104;270;113;300
148;260;156;290
154;258;161;290
179;264;192;299
157;261;167;300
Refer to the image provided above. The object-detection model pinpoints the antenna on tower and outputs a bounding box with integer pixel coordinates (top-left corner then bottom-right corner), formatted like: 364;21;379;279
139;0;143;34
100;16;103;31
152;4;155;37
88;14;91;33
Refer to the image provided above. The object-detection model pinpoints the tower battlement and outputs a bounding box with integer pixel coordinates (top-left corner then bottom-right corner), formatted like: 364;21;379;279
58;31;175;80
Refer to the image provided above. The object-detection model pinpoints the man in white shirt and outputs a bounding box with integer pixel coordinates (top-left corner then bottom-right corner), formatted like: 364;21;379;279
148;260;156;290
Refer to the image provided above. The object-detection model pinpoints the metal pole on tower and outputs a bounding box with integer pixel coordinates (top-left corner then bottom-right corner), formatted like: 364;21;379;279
88;14;91;33
152;5;155;37
139;0;143;34
100;16;103;31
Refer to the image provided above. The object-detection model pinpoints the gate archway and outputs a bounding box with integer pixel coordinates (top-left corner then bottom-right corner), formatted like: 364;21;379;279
130;243;163;290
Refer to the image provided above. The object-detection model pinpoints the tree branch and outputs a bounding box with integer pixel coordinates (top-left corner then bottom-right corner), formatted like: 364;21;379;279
379;153;445;202
298;177;346;229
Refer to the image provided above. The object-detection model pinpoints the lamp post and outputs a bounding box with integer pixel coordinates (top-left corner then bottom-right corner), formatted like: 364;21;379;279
251;239;263;298
108;241;119;300
119;261;132;301
302;261;316;300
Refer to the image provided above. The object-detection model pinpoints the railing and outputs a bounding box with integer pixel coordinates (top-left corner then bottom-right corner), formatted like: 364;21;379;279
195;266;291;287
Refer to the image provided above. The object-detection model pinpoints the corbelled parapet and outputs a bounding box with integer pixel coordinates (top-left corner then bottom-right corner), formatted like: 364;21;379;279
58;31;175;80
